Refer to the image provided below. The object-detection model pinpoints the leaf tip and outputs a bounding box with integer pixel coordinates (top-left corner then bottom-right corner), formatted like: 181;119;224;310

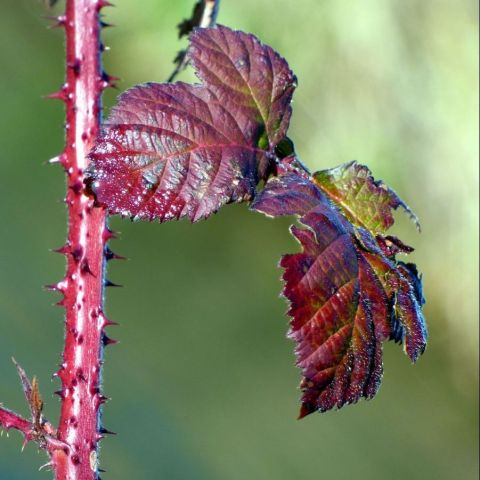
297;403;314;420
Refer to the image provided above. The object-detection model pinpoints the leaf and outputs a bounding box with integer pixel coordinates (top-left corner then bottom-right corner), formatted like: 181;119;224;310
87;26;297;222
188;25;297;147
313;161;419;234
12;358;44;428
251;167;427;416
87;83;270;222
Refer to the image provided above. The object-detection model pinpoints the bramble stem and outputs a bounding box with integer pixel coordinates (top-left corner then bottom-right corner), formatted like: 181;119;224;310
51;1;114;478
0;407;33;441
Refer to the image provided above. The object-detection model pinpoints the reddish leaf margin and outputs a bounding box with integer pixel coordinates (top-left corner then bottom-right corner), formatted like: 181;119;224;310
251;167;427;416
86;25;297;222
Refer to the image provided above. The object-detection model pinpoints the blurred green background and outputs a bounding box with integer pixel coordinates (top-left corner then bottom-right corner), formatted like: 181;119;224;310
0;0;478;479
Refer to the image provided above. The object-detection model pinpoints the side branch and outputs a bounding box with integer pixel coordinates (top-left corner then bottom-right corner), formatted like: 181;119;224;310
0;406;33;440
0;361;70;461
168;0;220;82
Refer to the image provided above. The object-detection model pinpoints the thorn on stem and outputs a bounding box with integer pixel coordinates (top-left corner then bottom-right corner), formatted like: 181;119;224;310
52;244;71;255
38;461;54;471
53;390;64;399
101;316;119;328
101;333;118;347
103;228;118;241
95;395;110;409
100;72;120;90
45;90;68;102
104;247;126;261
45;15;66;29
81;259;96;276
44;283;61;292
67;60;81;76
99;426;116;435
48;153;67;166
97;0;114;9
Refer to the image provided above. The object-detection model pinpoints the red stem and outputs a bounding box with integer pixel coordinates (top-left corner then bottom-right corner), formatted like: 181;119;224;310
0;407;33;441
50;1;114;478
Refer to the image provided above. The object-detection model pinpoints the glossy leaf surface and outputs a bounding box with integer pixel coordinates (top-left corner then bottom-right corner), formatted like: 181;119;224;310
252;168;427;416
188;25;297;147
87;26;296;222
313;161;419;234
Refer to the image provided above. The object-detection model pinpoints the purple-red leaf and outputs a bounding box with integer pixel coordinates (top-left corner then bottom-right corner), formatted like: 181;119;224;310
251;168;427;416
85;19;427;419
87;26;296;222
188;25;297;147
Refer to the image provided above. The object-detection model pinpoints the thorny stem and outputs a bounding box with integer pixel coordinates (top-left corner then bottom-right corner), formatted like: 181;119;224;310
0;393;68;464
168;0;220;82
2;0;223;477
0;407;33;442
1;2;115;477
48;1;116;478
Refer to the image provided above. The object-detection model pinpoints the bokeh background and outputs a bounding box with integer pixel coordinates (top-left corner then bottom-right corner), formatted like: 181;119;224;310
0;0;478;479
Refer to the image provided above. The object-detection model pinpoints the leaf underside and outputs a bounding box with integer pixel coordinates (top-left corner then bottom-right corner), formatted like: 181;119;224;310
252;165;427;417
87;25;297;222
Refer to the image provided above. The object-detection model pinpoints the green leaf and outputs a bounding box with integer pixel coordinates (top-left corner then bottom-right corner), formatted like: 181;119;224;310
313;161;419;234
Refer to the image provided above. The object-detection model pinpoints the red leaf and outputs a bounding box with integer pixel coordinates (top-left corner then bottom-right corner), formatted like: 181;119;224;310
188;25;297;147
251;170;427;416
87;26;296;222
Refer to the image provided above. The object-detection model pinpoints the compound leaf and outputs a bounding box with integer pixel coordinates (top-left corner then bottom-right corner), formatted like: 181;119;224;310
85;21;427;420
251;167;427;417
87;26;296;222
